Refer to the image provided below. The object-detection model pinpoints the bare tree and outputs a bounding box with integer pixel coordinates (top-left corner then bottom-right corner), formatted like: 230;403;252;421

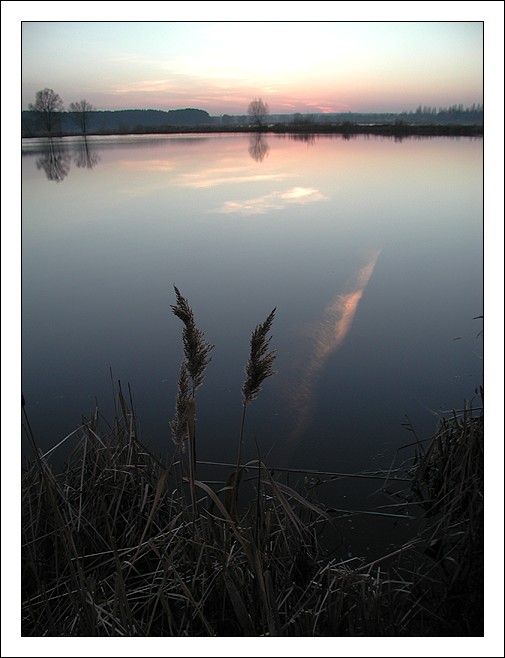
68;99;95;135
248;98;269;129
29;88;64;135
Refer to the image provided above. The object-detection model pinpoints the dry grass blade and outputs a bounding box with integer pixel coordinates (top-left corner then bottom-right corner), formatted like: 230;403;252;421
260;467;304;539
223;574;255;636
266;476;333;523
129;469;169;569
193;480;245;546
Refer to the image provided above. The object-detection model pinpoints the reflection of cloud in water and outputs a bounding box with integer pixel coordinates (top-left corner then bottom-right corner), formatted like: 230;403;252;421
288;250;381;445
175;167;287;188
120;159;176;172
216;186;328;215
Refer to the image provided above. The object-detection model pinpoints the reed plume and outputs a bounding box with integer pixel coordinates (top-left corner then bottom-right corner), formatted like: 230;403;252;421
169;363;191;452
242;308;277;405
171;286;213;510
233;308;277;512
171;285;213;395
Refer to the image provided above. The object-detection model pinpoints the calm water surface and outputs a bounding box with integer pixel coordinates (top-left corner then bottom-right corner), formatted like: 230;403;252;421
22;134;483;484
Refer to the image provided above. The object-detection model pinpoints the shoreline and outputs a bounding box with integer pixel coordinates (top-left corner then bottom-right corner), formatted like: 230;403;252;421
22;122;483;140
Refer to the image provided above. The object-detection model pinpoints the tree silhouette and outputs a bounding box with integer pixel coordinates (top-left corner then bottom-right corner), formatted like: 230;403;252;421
68;99;95;135
248;98;269;129
29;88;64;135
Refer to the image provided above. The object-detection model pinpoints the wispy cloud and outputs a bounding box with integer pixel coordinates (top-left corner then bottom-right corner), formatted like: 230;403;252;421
215;186;328;215
112;79;176;94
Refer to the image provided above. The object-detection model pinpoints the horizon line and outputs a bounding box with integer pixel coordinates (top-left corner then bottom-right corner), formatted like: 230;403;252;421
22;104;484;116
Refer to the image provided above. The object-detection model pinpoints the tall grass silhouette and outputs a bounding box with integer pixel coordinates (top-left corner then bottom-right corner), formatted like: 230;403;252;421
170;285;213;510
232;308;277;509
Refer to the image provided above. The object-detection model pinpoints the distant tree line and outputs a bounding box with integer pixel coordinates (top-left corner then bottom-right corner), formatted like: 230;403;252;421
24;88;214;137
215;104;483;128
23;88;483;138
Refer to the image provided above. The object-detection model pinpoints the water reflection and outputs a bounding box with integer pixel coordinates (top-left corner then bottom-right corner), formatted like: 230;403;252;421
73;138;101;169
215;186;328;215
288;250;381;444
288;132;317;145
22;135;483;468
175;168;285;189
34;138;100;182
35;139;72;183
248;132;270;162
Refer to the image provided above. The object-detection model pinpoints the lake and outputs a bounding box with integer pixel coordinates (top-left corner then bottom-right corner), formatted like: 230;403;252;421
22;133;482;489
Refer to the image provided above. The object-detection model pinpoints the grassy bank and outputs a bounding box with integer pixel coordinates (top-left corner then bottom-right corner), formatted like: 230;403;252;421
20;394;484;636
21;291;483;636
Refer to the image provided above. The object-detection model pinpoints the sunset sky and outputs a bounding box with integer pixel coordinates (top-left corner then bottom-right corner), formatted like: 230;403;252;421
21;20;483;115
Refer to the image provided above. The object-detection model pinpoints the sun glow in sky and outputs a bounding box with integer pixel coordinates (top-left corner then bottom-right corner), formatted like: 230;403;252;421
21;20;483;114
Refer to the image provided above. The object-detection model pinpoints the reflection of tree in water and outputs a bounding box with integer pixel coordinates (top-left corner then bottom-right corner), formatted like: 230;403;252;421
289;132;317;145
35;139;71;183
248;132;270;162
73;138;101;169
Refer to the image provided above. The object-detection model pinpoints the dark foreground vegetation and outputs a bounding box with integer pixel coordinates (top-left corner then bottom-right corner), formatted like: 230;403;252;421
21;291;483;637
